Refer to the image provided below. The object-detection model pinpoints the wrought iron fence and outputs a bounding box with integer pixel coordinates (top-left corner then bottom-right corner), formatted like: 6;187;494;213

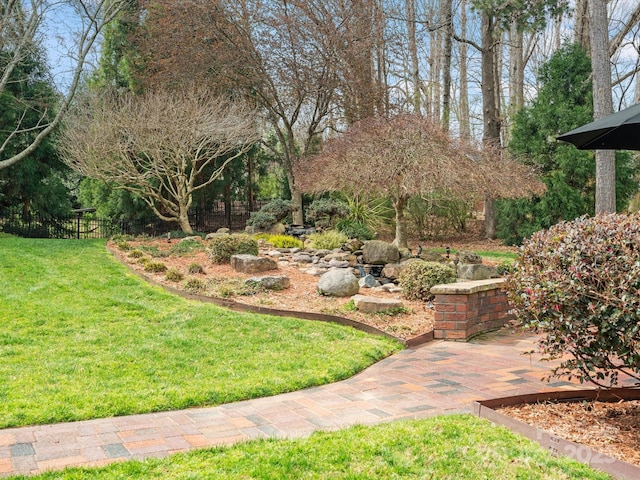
0;201;269;239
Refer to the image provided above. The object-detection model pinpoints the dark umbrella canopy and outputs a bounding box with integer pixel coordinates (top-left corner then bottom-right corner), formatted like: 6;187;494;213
557;102;640;150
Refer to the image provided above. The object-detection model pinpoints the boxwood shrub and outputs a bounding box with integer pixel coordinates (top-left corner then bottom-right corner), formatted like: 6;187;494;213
399;261;456;301
208;234;258;264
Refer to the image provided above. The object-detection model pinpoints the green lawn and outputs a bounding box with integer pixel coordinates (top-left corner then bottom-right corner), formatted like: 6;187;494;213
8;415;612;480
0;237;401;428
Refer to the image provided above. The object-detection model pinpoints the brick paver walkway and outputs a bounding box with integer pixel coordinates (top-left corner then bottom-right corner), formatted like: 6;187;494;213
0;330;590;477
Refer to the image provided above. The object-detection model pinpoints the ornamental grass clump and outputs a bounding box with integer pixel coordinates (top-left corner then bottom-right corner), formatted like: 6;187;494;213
506;213;640;387
208;234;258;263
267;234;303;249
399;261;456;301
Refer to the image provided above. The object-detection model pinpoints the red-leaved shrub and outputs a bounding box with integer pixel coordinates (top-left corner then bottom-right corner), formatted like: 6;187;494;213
506;213;640;387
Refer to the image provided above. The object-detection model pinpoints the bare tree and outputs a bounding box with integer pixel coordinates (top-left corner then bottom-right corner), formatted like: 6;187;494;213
0;0;133;171
59;89;260;233
295;115;544;248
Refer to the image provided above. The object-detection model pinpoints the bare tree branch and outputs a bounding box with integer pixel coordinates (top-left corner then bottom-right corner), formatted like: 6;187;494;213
59;88;260;233
0;0;133;171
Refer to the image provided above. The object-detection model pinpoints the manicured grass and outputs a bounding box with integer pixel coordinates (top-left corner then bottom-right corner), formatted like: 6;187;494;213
0;238;401;428
431;247;518;263
9;415;611;479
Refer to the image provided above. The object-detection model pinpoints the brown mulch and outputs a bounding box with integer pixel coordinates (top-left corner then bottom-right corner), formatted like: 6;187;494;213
109;237;443;340
500;399;640;468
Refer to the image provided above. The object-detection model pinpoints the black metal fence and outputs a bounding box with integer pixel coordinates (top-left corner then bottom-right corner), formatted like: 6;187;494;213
0;201;269;239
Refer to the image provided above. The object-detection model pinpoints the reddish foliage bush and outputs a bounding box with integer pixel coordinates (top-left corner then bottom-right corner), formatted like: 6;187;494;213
506;213;640;387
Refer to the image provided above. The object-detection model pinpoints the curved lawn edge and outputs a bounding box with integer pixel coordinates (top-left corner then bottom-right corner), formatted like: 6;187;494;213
106;244;433;348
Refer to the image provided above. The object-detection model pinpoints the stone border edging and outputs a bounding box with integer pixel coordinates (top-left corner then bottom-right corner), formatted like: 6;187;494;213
106;245;432;347
473;388;640;480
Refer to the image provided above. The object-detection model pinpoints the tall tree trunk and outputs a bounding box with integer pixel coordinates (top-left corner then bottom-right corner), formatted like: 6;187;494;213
440;0;453;130
506;20;524;144
406;0;421;114
590;0;616;213
480;11;501;239
575;0;590;53
458;0;471;140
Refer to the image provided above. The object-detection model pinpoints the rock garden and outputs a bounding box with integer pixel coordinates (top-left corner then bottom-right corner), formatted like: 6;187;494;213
109;230;510;342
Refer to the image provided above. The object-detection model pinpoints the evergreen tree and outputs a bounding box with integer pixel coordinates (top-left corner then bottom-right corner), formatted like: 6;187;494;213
0;34;72;216
497;43;638;245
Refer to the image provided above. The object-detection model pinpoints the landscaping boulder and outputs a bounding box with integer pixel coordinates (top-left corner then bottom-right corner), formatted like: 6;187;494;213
216;227;231;234
317;269;360;297
205;232;229;240
292;252;313;263
324;252;356;264
358;274;380;288
352;295;405;313
362;240;400;265
180;236;202;244
456;250;482;264
457;263;499;281
230;254;278;274
245;276;290;290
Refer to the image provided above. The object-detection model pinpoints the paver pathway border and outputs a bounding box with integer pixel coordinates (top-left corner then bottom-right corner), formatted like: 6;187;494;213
0;330;592;477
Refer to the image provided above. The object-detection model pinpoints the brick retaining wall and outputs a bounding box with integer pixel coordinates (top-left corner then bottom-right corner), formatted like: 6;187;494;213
430;279;513;341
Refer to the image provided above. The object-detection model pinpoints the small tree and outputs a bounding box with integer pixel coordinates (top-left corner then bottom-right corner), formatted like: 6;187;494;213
60;89;259;234
506;213;640;387
296;115;544;248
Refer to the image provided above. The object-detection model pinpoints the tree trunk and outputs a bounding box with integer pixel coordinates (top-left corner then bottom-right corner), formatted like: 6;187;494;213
590;0;616;213
480;11;501;239
575;0;591;54
406;0;421;114
393;195;409;249
506;20;524;144
291;188;304;225
178;208;194;234
440;0;453;130
458;0;471;140
484;195;496;239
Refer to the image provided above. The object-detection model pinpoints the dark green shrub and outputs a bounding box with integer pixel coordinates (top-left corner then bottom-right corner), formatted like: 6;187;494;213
247;199;294;230
336;219;374;240
165;268;184;282
246;211;277;230
506;213;640;387
496;261;514;276
399;261;456;301
144;261;167;273
306;198;349;228
208;234;258;263
267;234;303;249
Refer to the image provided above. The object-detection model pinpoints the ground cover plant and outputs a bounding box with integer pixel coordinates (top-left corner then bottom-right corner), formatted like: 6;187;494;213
6;415;611;479
0;237;400;428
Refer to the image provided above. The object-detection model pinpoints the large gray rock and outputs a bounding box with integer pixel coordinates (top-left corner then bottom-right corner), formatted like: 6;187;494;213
317;269;360;297
362;240;400;265
352;295;405;313
456;250;482;264
245;276;290;290
457;263;499;280
230;254;278;274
